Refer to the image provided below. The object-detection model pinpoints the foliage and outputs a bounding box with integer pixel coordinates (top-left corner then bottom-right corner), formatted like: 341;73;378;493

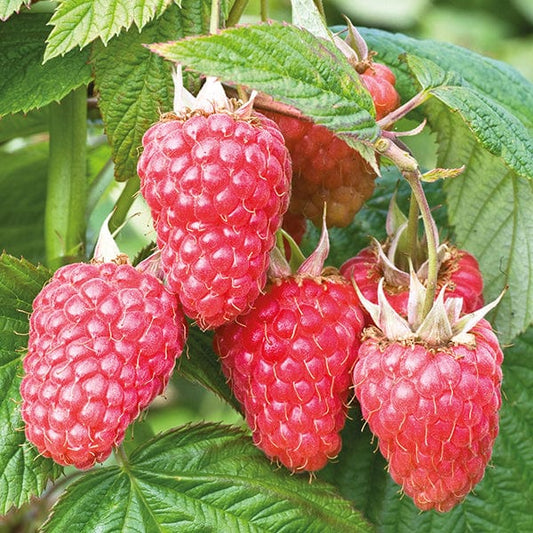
0;0;531;531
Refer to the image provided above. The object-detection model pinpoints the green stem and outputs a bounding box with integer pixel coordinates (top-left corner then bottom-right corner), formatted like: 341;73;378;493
404;172;439;317
210;0;220;33
45;86;87;269
406;192;420;269
260;0;267;21
226;0;249;26
108;176;140;234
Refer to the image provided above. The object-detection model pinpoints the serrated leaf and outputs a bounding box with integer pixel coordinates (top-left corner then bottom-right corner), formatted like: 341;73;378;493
322;327;533;532
150;22;380;146
434;107;533;343
178;327;240;412
0;254;61;514
92;0;206;182
0;141;48;263
0;107;49;143
357;27;533;130
430;86;533;182
43;423;372;532
0;0;30;21
43;0;172;62
0;13;92;116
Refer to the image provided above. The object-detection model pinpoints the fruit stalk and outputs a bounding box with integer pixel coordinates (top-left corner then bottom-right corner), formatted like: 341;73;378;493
45;86;87;269
404;170;439;316
406;192;420;270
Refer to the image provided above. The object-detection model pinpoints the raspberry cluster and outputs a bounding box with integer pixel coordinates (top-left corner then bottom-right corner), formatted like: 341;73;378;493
20;37;505;516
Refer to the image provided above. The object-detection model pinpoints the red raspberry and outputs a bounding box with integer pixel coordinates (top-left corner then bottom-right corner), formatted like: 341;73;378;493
20;261;187;469
262;63;399;228
353;319;503;512
340;244;484;321
138;111;291;329
214;273;365;472
359;63;401;121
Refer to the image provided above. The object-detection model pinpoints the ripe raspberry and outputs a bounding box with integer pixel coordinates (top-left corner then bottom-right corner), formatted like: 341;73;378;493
138;110;291;329
214;274;365;472
262;63;399;228
353;319;502;512
341;243;484;321
20;261;187;469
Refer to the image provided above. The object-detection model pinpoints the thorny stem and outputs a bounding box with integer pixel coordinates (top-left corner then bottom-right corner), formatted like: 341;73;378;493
377;90;430;130
226;0;249;27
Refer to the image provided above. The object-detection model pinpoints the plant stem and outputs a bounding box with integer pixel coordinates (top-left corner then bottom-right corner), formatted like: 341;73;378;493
406;193;420;269
210;0;220;34
375;135;439;318
377;90;430;130
45;86;87;269
108;176;140;234
226;0;249;27
404;171;439;317
260;0;267;21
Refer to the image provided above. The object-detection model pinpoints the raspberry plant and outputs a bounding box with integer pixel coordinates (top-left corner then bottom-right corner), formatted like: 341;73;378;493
1;0;532;531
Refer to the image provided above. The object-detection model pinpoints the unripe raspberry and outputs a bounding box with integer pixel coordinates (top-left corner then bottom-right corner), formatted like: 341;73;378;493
20;261;187;469
214;274;365;472
138;110;291;329
261;62;399;228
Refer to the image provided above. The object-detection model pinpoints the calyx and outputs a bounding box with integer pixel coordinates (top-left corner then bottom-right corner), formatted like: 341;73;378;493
354;272;504;347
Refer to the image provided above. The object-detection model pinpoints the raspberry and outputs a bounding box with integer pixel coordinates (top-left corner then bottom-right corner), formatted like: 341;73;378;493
214;273;365;472
353;319;503;512
20;261;187;469
262;63;399;228
341;243;484;320
359;63;401;121
138;111;291;329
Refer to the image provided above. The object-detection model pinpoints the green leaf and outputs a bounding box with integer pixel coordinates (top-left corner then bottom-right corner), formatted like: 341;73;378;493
91;0;206;182
291;0;332;40
402;54;533;182
430;86;533;181
435;107;533;343
342;27;533;340
0;0;30;21
150;22;380;146
357;27;533;130
0;254;61;515
322;327;533;532
43;0;173;62
43;423;372;532
178;328;240;412
0;141;49;263
0;108;49;143
0;13;92;117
